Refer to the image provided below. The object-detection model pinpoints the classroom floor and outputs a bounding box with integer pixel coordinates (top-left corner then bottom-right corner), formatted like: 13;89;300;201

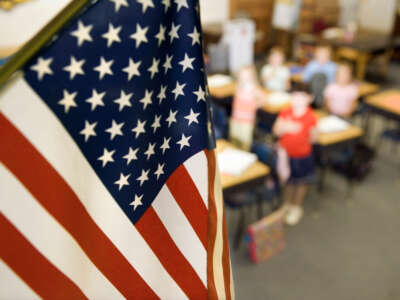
228;63;400;300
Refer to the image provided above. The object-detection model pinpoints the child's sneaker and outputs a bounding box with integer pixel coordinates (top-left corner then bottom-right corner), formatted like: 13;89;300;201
285;205;304;226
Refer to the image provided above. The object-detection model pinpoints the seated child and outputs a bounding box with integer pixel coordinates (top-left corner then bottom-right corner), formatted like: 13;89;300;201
302;44;337;84
260;47;290;92
324;62;359;118
273;85;318;225
230;65;267;150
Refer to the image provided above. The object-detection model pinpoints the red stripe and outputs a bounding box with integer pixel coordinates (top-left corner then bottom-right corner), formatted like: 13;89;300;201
205;149;233;300
205;149;219;300
0;213;88;300
221;190;232;300
136;207;207;299
0;114;158;299
166;164;208;249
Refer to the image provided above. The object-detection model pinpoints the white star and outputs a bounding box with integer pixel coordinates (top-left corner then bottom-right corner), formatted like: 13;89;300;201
139;89;153;110
137;0;154;13
132;119;146;138
123;58;141;81
105;120;124;140
188;27;200;45
160;137;171;154
177;134;191;150
71;21;93;47
109;0;128;12
115;173;130;191
155;24;166;46
184;109;200;125
86;89;106;111
30;57;53;80
130;24;149;48
157;85;167;104
166;110;178;127
179;53;195;72
172;81;186;100
154;163;165;180
161;0;170;12
147;58;160;79
80;120;97;142
169;23;181;43
137;169;149;186
58;89;77;113
163;54;173;74
63;56;85;80
123;147;139;165
151;114;162;133
98;148;115;167
94;57;114;80
114;90;133;111
102;23;122;47
130;194;143;211
144;142;156;160
174;0;188;12
193;85;206;102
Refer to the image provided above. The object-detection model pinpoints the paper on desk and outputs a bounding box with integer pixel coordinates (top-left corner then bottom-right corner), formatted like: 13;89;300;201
317;115;350;133
217;148;257;176
208;74;233;87
268;92;291;106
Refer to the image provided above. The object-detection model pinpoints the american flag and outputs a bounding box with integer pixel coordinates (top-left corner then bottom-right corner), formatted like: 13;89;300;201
0;0;234;299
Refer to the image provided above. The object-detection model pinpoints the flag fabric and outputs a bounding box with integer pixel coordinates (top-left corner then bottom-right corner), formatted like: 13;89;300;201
0;0;234;299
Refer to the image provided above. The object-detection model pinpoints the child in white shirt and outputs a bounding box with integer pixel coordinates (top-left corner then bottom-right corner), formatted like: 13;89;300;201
260;47;290;92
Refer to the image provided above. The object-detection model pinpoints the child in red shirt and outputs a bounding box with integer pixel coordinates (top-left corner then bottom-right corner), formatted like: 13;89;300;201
273;85;318;225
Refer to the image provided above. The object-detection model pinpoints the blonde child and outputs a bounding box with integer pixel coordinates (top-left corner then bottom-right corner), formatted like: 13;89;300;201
260;47;290;92
324;62;359;118
230;66;266;150
273;85;318;225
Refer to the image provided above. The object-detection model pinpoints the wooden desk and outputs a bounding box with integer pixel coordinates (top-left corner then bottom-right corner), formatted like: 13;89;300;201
315;110;364;146
208;81;236;99
217;139;270;192
365;90;400;122
217;139;270;249
314;110;364;192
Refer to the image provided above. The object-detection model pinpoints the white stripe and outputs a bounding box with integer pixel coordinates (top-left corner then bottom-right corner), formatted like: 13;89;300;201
0;260;40;300
0;76;187;300
0;164;123;299
183;151;208;208
152;185;207;286
212;157;227;299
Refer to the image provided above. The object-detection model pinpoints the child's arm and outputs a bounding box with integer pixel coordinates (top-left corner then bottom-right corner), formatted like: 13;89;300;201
310;126;319;143
273;117;301;137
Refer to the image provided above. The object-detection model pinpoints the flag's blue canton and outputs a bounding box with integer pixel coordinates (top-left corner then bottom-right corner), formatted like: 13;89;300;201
24;0;210;224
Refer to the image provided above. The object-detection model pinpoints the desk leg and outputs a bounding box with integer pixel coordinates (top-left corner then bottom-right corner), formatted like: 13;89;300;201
318;151;328;193
356;52;371;81
233;209;246;250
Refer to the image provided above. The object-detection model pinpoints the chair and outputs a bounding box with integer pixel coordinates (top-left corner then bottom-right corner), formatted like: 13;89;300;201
380;127;400;155
310;73;328;109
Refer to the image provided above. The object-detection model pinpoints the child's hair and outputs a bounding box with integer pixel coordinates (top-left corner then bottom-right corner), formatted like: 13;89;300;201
236;65;259;86
315;43;332;52
337;61;354;75
290;82;311;94
269;46;285;57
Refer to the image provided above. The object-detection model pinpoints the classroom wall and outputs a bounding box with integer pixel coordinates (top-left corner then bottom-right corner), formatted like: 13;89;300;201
358;0;397;33
0;0;69;48
200;0;229;25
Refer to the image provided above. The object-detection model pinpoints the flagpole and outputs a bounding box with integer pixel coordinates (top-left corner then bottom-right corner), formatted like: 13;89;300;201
0;0;93;88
